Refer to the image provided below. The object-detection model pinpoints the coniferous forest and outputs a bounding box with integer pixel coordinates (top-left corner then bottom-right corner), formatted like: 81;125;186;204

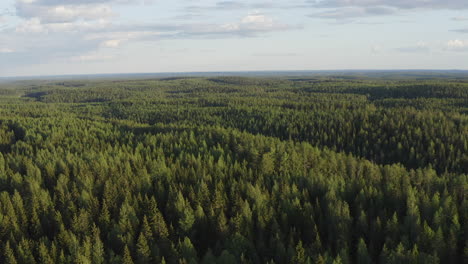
0;74;466;263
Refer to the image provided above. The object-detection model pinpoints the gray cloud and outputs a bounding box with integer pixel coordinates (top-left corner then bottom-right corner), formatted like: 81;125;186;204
452;16;468;21
311;6;396;19
14;0;151;22
0;28;103;67
81;13;296;38
313;0;468;9
4;0;298;70
138;14;297;39
252;52;299;57
185;1;305;13
185;2;249;13
172;13;207;21
16;0;144;6
445;39;468;51
309;0;468;20
396;42;430;53
2;12;297;68
215;1;246;9
1;8;14;16
16;3;114;23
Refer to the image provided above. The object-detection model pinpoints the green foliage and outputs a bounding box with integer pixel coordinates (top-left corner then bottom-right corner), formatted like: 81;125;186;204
0;76;466;263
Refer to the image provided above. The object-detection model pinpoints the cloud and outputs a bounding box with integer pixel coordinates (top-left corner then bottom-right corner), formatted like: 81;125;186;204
4;0;298;71
3;2;298;75
143;13;295;38
446;39;468;51
100;39;121;48
371;45;383;54
16;0;146;5
70;53;114;62
452;16;468;21
2;11;296;70
0;48;14;53
454;28;468;33
215;1;246;10
15;18;43;33
14;0;154;24
184;1;304;14
15;18;111;33
397;41;430;53
312;6;396;19
310;0;468;20
16;2;114;23
239;13;287;32
252;52;298;57
313;0;468;10
185;1;267;12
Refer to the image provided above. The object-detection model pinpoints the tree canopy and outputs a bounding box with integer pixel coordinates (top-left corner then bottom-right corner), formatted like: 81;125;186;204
0;75;466;263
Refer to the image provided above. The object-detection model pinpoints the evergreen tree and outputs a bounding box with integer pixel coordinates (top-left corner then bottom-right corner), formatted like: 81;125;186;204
122;246;134;264
2;241;17;264
136;232;151;264
356;238;372;264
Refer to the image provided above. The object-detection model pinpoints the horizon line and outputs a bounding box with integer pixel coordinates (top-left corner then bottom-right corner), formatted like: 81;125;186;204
2;69;468;80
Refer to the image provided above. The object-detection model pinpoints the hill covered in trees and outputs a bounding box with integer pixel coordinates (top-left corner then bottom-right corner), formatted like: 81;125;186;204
0;75;466;263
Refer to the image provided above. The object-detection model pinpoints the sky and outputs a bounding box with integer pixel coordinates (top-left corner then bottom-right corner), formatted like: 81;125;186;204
1;0;468;77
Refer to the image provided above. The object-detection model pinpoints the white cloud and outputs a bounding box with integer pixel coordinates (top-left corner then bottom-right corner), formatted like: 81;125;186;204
89;31;164;49
16;0;143;5
143;13;295;37
446;39;468;51
212;13;292;35
315;0;468;9
213;13;280;33
3;8;296;72
100;39;121;48
241;13;276;29
371;45;383;54
15;18;111;33
312;0;468;20
313;6;396;19
70;53;114;62
15;18;43;33
16;3;114;23
397;41;430;53
0;48;14;53
252;52;298;57
452;16;468;21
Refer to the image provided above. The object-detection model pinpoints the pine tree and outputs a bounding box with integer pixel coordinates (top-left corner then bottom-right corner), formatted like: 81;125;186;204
178;237;198;264
16;239;35;264
92;225;105;264
293;240;306;264
99;199;111;232
201;249;217;264
149;205;169;239
356;238;371;264
140;216;153;243
218;250;237;264
3;241;17;264
136;232;151;264
38;242;54;264
122;246;134;264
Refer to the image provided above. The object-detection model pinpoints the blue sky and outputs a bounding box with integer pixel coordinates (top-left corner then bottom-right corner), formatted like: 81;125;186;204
1;0;468;77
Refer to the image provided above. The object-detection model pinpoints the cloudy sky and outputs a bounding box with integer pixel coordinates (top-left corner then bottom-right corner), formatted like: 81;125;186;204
1;0;468;77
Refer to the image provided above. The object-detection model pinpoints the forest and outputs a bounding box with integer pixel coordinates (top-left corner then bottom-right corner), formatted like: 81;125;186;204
0;74;466;263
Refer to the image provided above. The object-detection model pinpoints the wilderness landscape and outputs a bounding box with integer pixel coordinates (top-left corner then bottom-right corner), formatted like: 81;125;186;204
0;73;466;263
